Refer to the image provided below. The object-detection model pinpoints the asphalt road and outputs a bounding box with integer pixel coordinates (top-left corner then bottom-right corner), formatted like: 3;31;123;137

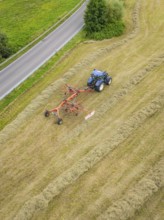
0;1;88;100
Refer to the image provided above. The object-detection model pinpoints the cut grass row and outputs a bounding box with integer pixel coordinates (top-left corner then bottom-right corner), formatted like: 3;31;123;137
13;94;164;220
98;158;164;220
2;62;163;219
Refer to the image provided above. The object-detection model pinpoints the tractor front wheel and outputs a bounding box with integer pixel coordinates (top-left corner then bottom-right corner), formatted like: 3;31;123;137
106;77;112;85
95;83;104;92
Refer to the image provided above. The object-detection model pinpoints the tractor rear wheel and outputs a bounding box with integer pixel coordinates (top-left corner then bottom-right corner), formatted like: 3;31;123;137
57;118;63;125
95;82;104;92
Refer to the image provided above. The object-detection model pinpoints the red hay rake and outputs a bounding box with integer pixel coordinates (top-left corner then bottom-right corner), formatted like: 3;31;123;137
44;84;95;125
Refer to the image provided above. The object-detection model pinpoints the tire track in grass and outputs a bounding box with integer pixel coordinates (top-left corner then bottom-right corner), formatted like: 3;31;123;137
0;0;141;145
13;93;164;220
97;158;164;220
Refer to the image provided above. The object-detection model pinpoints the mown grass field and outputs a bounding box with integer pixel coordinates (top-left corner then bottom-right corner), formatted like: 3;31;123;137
0;0;82;51
0;0;164;220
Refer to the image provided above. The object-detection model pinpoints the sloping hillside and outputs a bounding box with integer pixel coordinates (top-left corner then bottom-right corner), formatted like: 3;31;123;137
0;0;164;219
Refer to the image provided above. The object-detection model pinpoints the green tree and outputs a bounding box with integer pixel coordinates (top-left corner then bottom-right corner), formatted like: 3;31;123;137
84;0;124;40
84;0;108;34
106;0;124;23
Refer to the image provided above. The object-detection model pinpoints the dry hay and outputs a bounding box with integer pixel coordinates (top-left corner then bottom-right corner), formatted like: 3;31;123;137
97;159;164;220
0;78;66;145
13;93;164;220
0;0;140;145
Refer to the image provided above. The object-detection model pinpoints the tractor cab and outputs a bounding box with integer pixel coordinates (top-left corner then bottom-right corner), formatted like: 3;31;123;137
91;69;105;77
87;69;112;92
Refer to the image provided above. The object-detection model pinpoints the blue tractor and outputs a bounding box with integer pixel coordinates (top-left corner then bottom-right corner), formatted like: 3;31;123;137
87;69;112;92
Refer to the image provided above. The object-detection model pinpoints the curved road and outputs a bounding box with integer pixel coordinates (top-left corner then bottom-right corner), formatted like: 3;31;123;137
0;1;88;100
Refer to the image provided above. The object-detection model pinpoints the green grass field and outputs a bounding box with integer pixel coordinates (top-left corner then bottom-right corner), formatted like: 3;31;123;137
0;0;82;51
0;0;164;219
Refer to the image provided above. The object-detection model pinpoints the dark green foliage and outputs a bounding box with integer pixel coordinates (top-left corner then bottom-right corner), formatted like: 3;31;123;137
0;32;12;60
84;0;108;34
106;0;124;23
87;20;125;40
84;0;125;40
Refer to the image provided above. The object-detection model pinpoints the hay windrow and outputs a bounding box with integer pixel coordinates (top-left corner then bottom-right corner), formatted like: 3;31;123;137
0;0;141;145
14;94;164;220
97;159;164;220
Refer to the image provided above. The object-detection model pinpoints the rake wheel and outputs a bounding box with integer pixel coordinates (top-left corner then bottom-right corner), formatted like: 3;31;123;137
44;110;50;117
57;118;63;125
